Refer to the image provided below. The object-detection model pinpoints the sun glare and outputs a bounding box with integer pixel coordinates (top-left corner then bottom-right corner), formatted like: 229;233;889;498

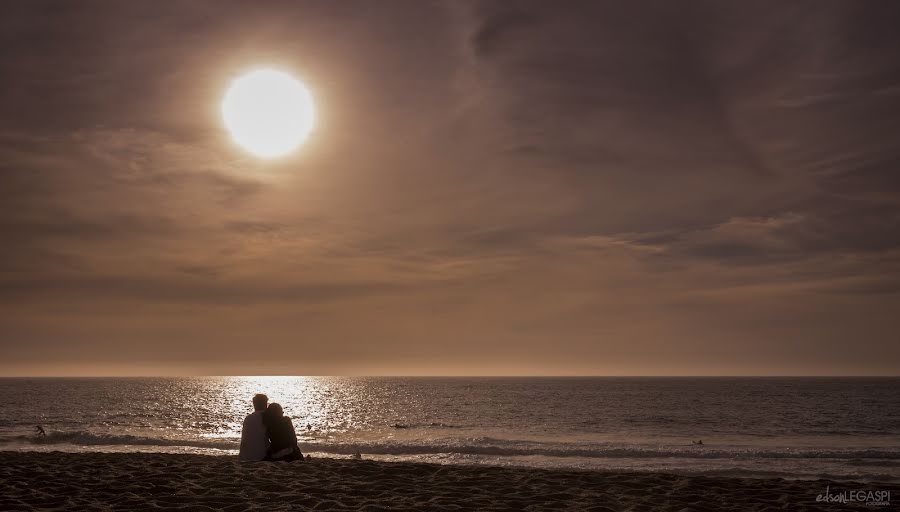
222;69;315;158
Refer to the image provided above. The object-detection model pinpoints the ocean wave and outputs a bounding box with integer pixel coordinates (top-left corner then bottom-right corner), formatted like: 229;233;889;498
390;422;463;429
303;440;900;460
0;431;239;451
3;432;899;461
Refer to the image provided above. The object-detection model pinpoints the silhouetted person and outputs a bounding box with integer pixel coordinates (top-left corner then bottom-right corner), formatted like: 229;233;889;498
35;425;45;437
239;394;270;461
263;403;303;462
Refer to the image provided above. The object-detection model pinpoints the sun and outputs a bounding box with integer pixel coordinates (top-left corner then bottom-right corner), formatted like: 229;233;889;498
222;69;315;158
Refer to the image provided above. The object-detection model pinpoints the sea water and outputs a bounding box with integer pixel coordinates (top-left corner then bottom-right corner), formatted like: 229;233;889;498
1;377;898;482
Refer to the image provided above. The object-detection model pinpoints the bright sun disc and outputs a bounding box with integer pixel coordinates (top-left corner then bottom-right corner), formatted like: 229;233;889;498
222;69;315;158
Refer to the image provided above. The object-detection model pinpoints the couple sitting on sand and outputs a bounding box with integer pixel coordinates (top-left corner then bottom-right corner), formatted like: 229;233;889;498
239;393;304;462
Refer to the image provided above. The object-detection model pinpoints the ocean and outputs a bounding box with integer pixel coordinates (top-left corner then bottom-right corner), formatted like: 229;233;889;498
1;377;898;482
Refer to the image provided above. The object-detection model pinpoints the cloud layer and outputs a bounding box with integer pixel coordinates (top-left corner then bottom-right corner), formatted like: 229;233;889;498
1;1;899;375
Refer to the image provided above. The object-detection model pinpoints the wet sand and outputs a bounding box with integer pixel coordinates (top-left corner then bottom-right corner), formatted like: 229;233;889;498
0;451;886;511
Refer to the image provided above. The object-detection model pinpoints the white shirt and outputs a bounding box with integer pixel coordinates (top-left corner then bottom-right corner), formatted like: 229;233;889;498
239;410;270;461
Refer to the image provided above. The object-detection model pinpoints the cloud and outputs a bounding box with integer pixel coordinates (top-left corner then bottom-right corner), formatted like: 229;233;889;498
470;8;538;57
1;0;899;374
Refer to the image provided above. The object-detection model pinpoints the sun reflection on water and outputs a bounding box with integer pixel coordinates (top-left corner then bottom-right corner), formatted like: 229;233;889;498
202;376;400;444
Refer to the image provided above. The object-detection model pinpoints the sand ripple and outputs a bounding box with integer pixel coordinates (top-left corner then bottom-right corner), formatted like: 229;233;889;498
0;452;889;511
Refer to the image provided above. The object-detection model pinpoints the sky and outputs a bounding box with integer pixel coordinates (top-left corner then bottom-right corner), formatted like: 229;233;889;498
1;1;899;376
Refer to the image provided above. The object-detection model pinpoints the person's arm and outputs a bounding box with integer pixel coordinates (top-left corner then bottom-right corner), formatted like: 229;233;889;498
288;418;302;456
288;419;298;443
238;417;247;456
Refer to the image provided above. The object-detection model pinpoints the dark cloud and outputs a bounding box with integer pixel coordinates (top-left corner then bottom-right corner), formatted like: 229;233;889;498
0;275;406;305
471;9;538;57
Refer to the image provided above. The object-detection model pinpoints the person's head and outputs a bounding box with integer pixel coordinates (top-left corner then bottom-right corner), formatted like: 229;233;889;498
252;393;268;412
267;403;283;418
263;402;284;427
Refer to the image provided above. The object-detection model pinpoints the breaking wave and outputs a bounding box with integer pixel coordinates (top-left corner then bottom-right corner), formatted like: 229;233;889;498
0;431;239;451
3;431;899;461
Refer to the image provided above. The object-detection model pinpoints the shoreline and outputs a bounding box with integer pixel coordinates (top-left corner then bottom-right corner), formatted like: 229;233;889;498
2;451;893;511
5;441;899;483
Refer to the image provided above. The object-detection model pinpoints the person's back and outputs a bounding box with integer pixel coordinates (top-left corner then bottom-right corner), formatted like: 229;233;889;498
264;403;302;461
239;394;270;461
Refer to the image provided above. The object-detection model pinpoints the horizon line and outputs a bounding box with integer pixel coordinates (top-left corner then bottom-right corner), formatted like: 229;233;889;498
1;374;898;378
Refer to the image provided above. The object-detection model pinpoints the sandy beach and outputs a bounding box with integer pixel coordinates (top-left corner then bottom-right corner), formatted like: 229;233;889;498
1;451;888;511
